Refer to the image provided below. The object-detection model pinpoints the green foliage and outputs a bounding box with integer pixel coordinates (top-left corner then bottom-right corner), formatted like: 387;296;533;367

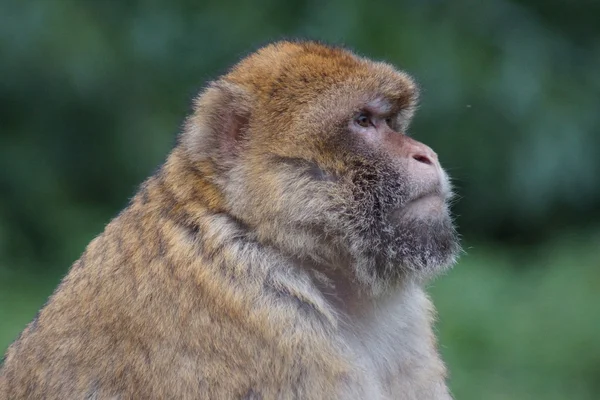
1;1;599;272
431;232;600;399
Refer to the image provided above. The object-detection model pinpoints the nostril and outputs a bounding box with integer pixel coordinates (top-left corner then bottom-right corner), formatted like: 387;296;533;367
412;154;433;165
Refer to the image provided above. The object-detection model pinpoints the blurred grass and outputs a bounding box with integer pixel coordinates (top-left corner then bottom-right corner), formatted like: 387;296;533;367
1;230;599;399
431;231;600;399
0;269;60;352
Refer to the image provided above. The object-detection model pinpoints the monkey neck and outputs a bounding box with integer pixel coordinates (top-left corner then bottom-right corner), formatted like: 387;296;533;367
154;149;414;329
313;266;370;318
301;257;410;325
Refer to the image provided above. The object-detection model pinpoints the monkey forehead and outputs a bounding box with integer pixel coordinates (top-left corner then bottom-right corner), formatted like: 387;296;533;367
224;41;418;110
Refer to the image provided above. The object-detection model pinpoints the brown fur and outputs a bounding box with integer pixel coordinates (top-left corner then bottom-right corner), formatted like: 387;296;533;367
0;41;459;399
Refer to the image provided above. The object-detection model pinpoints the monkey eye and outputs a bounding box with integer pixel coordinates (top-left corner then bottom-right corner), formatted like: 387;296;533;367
385;116;397;131
355;113;372;128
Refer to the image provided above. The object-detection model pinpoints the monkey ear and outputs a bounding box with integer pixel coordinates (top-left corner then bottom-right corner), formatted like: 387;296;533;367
181;80;253;169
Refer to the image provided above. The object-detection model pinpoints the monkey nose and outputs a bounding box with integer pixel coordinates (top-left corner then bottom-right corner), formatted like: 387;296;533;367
407;143;439;169
412;153;433;166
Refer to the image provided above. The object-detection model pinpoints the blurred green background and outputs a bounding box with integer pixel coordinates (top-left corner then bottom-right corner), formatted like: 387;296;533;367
1;0;599;398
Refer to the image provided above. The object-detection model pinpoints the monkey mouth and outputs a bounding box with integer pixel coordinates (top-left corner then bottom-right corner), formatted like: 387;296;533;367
409;177;453;205
411;187;448;203
392;189;449;220
409;193;446;209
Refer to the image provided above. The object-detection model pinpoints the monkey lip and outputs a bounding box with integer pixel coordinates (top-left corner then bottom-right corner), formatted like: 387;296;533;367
411;188;448;203
392;192;448;220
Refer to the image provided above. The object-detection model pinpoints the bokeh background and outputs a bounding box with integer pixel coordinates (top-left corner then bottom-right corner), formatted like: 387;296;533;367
1;1;599;398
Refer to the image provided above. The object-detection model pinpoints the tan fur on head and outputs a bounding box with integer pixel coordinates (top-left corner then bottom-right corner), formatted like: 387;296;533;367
181;40;457;294
1;41;458;399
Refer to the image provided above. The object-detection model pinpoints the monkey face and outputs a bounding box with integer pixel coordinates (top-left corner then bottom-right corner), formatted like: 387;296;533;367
185;41;460;292
308;91;460;291
336;123;459;290
253;66;460;290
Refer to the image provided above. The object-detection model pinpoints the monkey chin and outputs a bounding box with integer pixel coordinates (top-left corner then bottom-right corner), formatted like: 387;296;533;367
377;195;459;284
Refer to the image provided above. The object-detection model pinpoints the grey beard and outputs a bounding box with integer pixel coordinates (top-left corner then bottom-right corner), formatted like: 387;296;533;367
339;160;460;291
372;211;459;278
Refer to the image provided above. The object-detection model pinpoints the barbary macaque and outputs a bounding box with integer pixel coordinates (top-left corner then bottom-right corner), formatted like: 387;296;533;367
0;41;460;399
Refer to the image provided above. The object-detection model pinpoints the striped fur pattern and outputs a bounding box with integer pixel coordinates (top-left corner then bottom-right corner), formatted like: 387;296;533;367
0;41;459;399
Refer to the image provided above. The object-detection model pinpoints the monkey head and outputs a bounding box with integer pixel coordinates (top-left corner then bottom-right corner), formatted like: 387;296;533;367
182;41;460;293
